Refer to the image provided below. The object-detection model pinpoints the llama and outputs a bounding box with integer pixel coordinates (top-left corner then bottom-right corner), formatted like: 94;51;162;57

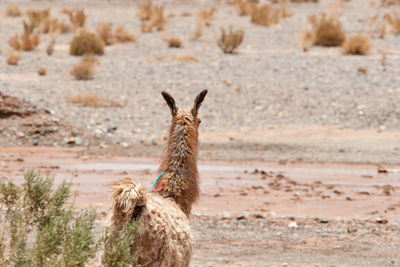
110;90;208;267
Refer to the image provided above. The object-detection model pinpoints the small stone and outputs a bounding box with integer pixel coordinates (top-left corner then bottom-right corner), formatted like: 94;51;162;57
66;137;76;144
236;215;246;220
222;212;231;219
375;217;388;224
107;126;118;133
16;132;25;138
318;217;329;223
288;221;298;228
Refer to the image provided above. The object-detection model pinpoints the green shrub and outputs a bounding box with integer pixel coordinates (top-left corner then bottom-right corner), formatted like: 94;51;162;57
70;30;105;56
0;170;137;266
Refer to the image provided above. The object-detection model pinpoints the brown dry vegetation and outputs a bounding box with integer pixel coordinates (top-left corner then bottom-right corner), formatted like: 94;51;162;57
342;34;371;55
97;22;114;45
96;23;137;45
65;92;124;107
302;13;346;50
114;26;136;43
249;4;291;26
62;8;86;28
6;5;21;17
70;55;99;80
271;0;318;2
6;51;21;65
357;67;367;74
9;32;40;51
70;30;105;56
197;8;216;27
167;37;182;48
38;67;47;76
26;8;50;30
147;55;199;63
385;12;400;35
139;2;166;33
381;0;400;5
217;27;244;54
191;22;205;41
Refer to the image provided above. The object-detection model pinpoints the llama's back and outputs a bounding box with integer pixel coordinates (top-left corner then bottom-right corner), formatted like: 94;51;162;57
135;194;192;267
111;179;192;267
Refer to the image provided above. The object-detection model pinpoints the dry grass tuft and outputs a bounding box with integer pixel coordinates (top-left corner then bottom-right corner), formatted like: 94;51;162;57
167;37;182;48
114;26;137;43
197;8;216;26
9;32;40;51
236;0;251;16
70;30;104;56
70;55;99;80
96;22;114;45
271;0;318;2
62;8;86;28
147;55;199;63
38;67;47;76
26;8;50;30
217;27;244;54
385;12;400;35
249;4;291;26
140;2;166;33
6;5;21;17
381;0;400;5
6;51;21;65
65;92;125;108
357;67;367;74
342;34;371;55
302;13;346;49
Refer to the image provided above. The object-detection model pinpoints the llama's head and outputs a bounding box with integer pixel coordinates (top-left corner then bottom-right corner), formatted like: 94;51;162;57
161;89;208;134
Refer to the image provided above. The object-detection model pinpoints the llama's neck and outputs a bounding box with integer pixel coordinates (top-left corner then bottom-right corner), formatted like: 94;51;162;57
157;120;199;216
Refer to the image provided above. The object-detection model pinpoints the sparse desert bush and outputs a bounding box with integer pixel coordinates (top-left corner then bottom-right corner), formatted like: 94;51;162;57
6;5;21;17
62;8;86;28
70;30;104;56
97;22;115;45
140;4;166;33
217;27;244;54
65;92;125;107
0;171;98;266
6;51;21;65
114;26;137;43
0;170;137;266
236;0;250;16
41;17;71;34
342;34;371;55
26;8;50;29
167;37;182;48
357;67;367;74
249;4;291;26
148;55;199;63
38;67;47;76
381;0;400;5
197;8;216;26
138;0;153;20
70;55;99;80
9;32;40;51
385;11;400;35
302;13;346;49
96;23;136;45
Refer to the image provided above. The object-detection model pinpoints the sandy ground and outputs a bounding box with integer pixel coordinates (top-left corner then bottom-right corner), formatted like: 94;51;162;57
1;147;399;266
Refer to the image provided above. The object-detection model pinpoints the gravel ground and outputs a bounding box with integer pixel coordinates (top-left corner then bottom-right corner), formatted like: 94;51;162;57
0;0;399;163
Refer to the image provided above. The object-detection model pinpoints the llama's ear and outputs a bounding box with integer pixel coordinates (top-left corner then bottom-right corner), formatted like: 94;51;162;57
192;89;208;117
161;91;177;116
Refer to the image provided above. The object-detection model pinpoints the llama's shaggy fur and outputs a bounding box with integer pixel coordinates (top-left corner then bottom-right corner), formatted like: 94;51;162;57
110;90;207;266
